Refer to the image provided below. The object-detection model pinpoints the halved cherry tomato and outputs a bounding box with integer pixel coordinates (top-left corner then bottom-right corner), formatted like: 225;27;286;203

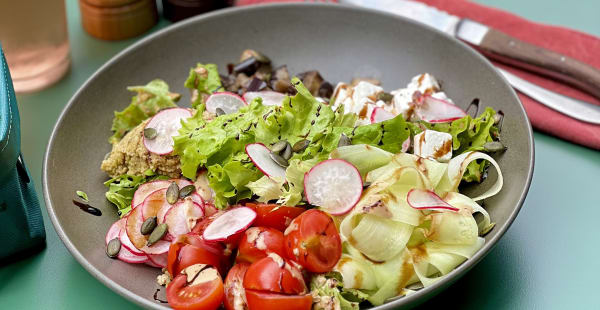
245;289;312;310
166;266;224;310
284;209;341;273
224;263;250;310
243;254;306;295
245;203;305;231
167;233;228;276
237;227;285;264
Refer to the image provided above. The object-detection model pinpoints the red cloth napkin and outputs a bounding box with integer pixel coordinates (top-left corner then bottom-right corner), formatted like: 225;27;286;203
236;0;600;150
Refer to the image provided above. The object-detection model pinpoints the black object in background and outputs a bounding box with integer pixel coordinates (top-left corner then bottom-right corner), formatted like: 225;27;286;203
162;0;233;22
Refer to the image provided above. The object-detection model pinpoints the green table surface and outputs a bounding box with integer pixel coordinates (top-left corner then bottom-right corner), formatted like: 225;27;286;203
1;0;599;309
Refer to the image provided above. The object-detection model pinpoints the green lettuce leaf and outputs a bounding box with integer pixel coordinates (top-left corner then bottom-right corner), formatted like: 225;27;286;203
104;174;168;217
184;63;223;108
109;79;180;144
424;107;498;182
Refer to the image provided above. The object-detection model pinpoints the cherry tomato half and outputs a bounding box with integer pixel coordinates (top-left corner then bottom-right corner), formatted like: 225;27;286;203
243;254;307;295
224;263;250;310
167;233;228;276
237;227;285;264
245;289;312;310
166;265;224;310
284;209;342;273
246;203;305;231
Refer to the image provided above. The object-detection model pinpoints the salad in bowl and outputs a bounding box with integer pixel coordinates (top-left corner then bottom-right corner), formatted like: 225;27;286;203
99;49;505;310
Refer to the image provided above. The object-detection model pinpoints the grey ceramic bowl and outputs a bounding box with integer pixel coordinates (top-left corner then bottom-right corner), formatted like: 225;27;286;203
43;3;534;309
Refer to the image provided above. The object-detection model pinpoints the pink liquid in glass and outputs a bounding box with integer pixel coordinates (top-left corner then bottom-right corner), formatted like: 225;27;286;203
0;0;71;93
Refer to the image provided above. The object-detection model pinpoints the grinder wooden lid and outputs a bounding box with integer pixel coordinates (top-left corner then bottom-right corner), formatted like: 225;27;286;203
79;0;158;40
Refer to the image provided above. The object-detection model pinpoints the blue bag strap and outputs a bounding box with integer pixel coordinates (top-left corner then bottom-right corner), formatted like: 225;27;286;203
0;42;21;182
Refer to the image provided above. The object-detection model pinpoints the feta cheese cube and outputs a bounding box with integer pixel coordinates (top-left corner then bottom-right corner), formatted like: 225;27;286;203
408;73;440;95
352;81;383;106
413;130;453;162
331;81;386;125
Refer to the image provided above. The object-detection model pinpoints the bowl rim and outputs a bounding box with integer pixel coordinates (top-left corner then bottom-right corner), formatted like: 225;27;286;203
43;3;535;309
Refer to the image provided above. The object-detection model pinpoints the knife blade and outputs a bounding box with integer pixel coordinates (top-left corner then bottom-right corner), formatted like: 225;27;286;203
340;0;600;123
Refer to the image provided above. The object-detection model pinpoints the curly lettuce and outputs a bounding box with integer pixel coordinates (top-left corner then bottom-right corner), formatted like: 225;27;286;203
410;107;499;182
109;79;180;144
184;63;223;108
310;272;369;310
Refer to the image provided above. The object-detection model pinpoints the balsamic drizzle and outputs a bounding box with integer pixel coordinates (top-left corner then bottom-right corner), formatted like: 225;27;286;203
72;200;102;216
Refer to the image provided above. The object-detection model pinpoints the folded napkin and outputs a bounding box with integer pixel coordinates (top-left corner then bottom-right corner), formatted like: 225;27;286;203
236;0;600;150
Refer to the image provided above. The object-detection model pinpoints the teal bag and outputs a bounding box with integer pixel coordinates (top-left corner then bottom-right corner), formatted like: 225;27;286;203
0;43;46;262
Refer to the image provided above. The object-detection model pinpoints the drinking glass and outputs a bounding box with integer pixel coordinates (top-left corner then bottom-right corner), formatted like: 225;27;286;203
0;0;70;93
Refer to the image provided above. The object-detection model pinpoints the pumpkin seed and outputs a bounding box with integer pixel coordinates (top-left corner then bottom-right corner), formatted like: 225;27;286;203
166;182;179;204
106;238;121;258
338;133;351;147
271;140;288;153
179;185;196;199
483;141;506;153
281;143;293;160
215;107;226;116
144;127;158;140
292;139;310;153
141;216;157;235
148;223;168;246
377;92;394;103
269;152;289;167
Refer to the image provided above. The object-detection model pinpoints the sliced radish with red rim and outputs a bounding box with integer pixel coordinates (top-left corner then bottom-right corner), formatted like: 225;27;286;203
370;107;396;124
245;143;286;180
119;229;145;256
407;189;459;211
141;188;170;221
414;95;466;123
126;206;171;255
132;180;171;208
164;198;204;238
203;203;218;217
147;252;168;268
106;218;124;245
205;92;247;114
243;91;286;106
303;159;363;215
401;137;410;153
203;207;257;242
106;218;148;263
143;108;192;155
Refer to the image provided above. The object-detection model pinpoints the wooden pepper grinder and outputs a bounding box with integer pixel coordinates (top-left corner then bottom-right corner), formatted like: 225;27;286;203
79;0;158;40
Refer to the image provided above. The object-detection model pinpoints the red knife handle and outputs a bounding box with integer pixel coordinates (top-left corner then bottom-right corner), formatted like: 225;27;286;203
477;27;600;99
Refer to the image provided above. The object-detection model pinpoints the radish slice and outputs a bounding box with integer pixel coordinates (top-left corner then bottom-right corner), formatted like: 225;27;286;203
204;203;218;217
194;170;215;203
141;188;170;221
243;91;286;106
170;178;193;187
303;159;363;215
370;107;396;124
106;219;124;245
414;95;466;123
119;229;145;256
132;180;171;208
147;253;168;268
203;207;257;242
106;219;148;263
205;92;246;114
245;143;286;180
407;189;459;211
126;206;171;254
143;108;192;155
165;198;204;238
145;259;161;268
118;246;149;264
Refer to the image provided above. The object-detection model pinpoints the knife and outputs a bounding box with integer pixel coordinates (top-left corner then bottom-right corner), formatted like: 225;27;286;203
340;0;600;124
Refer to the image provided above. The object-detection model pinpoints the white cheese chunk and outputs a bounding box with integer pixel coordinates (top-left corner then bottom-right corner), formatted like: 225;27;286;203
413;130;453;162
408;73;440;94
331;81;384;125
